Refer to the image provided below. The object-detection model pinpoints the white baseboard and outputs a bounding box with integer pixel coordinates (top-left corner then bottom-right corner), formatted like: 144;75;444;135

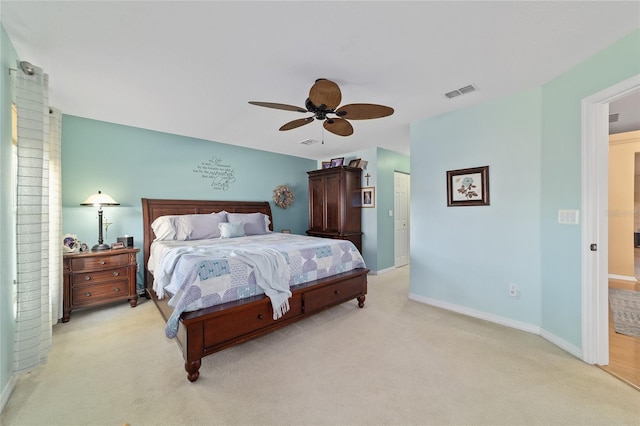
607;273;637;282
0;374;17;415
408;293;541;334
539;328;583;359
408;293;583;359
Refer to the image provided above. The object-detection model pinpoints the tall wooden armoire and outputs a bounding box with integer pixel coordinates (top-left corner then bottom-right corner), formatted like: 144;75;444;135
306;166;362;252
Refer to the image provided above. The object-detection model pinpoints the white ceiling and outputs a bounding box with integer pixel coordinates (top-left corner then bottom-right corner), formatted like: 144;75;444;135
2;1;639;160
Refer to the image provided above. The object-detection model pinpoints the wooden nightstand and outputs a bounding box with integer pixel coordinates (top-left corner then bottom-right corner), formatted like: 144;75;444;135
62;247;139;322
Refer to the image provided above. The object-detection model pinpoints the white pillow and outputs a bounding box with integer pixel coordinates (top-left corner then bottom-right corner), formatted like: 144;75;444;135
175;212;227;240
227;212;271;235
151;215;179;241
219;221;245;239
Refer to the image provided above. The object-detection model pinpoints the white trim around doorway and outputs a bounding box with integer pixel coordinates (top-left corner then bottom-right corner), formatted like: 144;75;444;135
581;74;640;365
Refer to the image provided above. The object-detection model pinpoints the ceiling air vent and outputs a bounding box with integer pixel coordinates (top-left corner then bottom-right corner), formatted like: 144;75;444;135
609;113;620;123
445;84;476;99
299;138;320;145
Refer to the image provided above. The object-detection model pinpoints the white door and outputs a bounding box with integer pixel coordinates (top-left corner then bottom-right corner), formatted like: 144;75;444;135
394;172;410;267
582;74;640;364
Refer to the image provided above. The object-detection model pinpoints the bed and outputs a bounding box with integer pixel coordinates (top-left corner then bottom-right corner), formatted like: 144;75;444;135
142;198;369;382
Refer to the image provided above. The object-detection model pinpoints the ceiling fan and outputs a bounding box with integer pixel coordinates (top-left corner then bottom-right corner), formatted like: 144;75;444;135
249;78;394;137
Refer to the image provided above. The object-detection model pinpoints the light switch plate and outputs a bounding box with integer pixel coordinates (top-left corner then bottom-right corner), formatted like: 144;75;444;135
558;209;579;225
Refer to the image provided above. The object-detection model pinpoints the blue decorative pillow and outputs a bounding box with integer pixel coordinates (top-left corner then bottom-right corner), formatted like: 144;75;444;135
219;221;245;239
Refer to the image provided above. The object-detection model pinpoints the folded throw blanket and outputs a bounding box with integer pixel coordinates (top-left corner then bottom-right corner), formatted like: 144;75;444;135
157;244;292;338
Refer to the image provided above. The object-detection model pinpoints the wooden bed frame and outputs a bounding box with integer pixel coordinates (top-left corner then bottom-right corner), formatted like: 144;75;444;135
141;198;369;382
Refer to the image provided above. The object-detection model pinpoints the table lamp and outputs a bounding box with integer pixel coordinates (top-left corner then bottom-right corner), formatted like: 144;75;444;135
81;190;119;251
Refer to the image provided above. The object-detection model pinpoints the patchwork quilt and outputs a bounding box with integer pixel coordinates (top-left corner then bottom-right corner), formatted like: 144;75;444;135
149;234;366;338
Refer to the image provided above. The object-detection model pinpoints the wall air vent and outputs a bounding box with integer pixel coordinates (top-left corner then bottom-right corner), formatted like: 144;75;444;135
445;84;476;99
609;113;620;123
299;138;320;145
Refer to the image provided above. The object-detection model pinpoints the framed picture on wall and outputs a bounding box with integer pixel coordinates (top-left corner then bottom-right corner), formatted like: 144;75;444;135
361;187;375;208
446;166;490;207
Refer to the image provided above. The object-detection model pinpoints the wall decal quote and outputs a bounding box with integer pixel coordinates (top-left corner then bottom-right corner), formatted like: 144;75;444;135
193;156;236;191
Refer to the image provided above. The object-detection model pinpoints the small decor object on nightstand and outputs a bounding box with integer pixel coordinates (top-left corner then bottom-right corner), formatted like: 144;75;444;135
111;242;125;249
63;234;79;253
273;184;294;209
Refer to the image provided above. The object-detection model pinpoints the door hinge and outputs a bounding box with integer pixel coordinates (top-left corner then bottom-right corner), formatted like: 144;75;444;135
590;244;597;251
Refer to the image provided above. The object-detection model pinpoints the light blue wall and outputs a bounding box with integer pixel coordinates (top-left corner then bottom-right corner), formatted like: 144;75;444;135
316;147;410;272
376;147;410;271
0;23;18;406
410;89;542;326
62;115;316;289
410;28;640;348
540;29;640;345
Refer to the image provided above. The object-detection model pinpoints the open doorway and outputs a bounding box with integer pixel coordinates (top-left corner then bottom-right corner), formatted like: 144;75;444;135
394;172;410;268
582;75;640;389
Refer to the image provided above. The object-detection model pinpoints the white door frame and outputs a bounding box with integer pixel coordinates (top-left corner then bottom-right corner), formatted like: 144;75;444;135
581;74;640;364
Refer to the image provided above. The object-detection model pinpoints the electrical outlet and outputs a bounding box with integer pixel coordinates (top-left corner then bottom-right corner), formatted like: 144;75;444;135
508;283;518;298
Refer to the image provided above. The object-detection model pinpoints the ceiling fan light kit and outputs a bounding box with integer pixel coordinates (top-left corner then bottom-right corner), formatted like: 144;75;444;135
249;78;394;137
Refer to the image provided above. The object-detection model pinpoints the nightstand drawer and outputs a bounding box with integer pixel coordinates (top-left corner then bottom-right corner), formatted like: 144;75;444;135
70;253;130;271
72;266;129;285
72;280;130;306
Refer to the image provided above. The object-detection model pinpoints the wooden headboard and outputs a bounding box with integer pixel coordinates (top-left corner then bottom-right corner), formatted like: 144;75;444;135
140;198;273;292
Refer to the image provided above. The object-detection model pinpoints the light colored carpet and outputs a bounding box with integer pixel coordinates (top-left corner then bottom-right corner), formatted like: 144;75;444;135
2;266;639;426
610;288;640;338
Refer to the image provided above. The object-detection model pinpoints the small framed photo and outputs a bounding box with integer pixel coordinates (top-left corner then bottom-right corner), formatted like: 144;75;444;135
361;187;375;208
322;161;331;169
358;160;368;170
348;158;361;167
330;157;344;167
80;243;89;252
446;166;490;207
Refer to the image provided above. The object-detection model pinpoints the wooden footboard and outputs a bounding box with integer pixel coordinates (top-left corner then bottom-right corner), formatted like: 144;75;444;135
148;267;368;382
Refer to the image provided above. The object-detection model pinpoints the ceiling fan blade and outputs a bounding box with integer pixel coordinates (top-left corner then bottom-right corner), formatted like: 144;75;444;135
309;79;342;110
249;101;307;113
335;103;394;120
279;117;315;131
323;118;353;136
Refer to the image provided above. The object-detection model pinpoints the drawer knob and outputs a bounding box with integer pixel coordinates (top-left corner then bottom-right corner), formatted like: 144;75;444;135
85;292;91;297
258;314;264;320
113;271;119;277
99;260;106;265
84;276;91;281
114;287;120;292
334;290;340;295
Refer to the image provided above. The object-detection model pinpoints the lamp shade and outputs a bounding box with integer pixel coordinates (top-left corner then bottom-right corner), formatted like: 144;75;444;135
80;191;119;207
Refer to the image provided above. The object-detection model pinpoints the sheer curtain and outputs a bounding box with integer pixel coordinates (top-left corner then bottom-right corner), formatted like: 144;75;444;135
13;62;62;373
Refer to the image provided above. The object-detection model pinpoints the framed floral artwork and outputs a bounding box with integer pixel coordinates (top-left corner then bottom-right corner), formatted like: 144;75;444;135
446;166;490;207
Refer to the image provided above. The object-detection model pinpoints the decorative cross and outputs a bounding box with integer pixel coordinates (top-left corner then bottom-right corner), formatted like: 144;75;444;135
103;217;113;240
365;173;371;186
